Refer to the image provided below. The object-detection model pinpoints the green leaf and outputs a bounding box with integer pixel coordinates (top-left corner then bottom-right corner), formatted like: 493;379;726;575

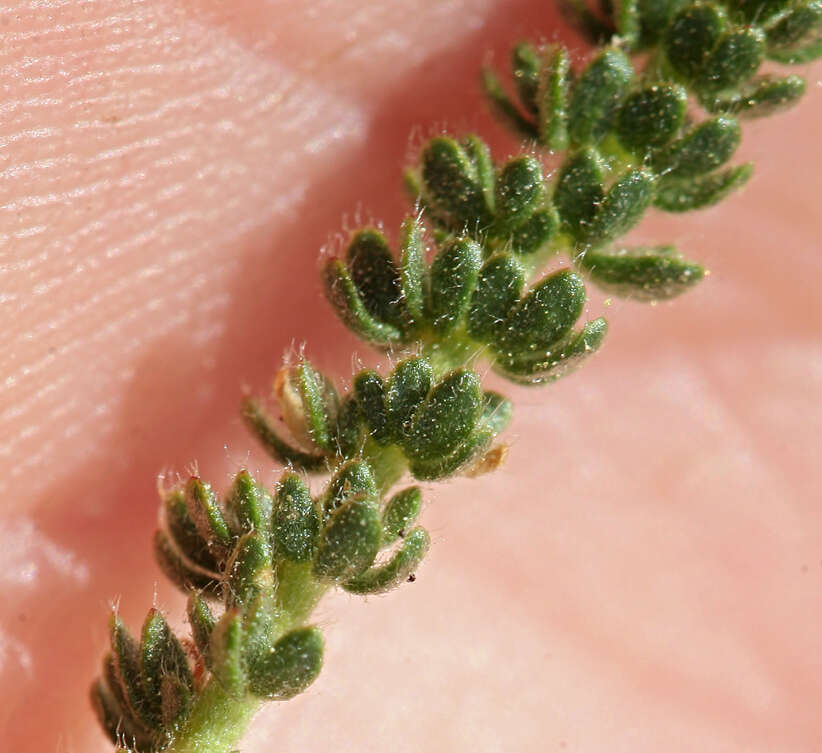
343;527;431;595
426;237;483;334
580;168;656;248
153;530;220;594
345;228;406;330
353;370;391;445
537;44;571;151
398;217;426;323
695;27;766;95
616;83;688;152
226;531;272;607
185;477;232;551
186;593;216;665
568;47;633;145
274;474;320;563
91;673;154;751
467;254;525;343
420;136;494;232
403;370;483;463
652;116;741;179
242;397;328;471
322;460;378;516
500;269;587;354
322;259;404;345
654;163;753;212
664;4;727;80
577;245;704;300
496;317;608;385
290;360;338;454
554;148;605;240
636;0;689;47
247;627;324;700
313;497;381;581
713;75;806;118
385;357;434;441
494;156;545;232
210;610;246;698
224;470;272;538
612;0;641;48
510;206;559;255
381;487;423;545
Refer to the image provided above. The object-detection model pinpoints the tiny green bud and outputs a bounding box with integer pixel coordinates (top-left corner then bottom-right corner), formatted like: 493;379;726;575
247;626;324;700
613;0;641;48
322;258;404;345
381;486;423;545
652;116;741;179
242;397;327;471
334;394;364;458
537;44;570;151
497;317;608;385
479;391;514;436
616;83;688;152
420;136;494;232
696;27;766;94
226;531;272;607
353;370;391;445
554;148;605;240
714;75;806;118
224;470;272;538
467;254;525;344
501;269;587;353
408;425;494;480
512;42;541;114
140;609;192;729
163;489;218;573
185;477;232;551
398;217;426;323
154;530;220;594
568;47;633;145
735;0;789;24
494;156;544;231
654;163;753;212
385;357;434;441
313;497;381;581
91;673;153;750
766;1;822;51
481;66;540;141
210;610;246;698
322;459;378;515
577;245;704;300
580;168;656;248
510;206;559;255
664;4;728;80
767;38;822;64
344;527;431;595
110;615;152;728
403;370;483;463
426;237;483;334
345;228;406;329
186;593;216;664
274;360;339;455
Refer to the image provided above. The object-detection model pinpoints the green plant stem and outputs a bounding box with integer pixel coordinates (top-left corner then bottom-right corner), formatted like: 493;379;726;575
163;679;260;753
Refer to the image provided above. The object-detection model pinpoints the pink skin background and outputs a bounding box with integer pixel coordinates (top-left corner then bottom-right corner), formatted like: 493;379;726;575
1;2;821;751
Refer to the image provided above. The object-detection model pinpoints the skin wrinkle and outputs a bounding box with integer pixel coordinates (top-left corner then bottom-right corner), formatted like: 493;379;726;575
1;1;821;752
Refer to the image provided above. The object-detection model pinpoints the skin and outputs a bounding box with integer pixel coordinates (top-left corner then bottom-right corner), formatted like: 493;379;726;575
1;2;821;751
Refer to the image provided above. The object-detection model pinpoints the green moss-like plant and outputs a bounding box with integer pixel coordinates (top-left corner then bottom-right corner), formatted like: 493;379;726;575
92;2;821;751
